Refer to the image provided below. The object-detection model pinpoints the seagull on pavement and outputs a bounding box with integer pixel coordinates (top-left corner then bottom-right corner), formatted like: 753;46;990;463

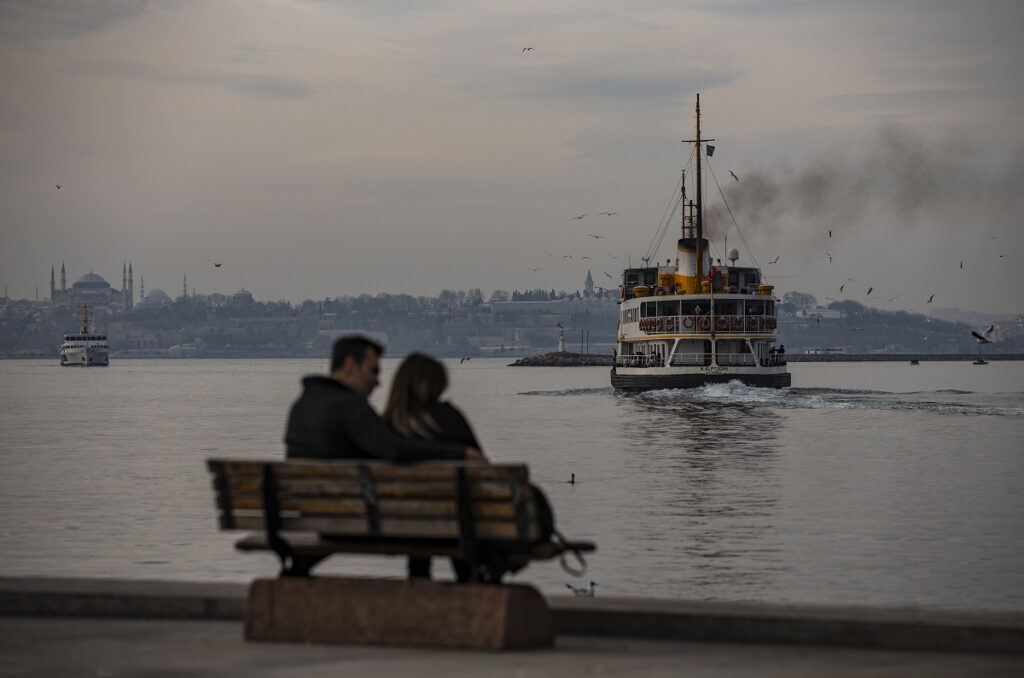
565;581;596;596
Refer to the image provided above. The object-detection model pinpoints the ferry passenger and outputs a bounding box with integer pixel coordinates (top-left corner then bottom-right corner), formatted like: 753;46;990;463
384;352;485;580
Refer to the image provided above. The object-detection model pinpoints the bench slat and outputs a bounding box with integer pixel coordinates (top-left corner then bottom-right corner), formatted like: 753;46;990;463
228;497;529;520
220;477;520;501
211;460;528;482
225;514;539;541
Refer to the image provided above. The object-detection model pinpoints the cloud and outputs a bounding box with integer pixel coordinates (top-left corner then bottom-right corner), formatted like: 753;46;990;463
0;0;146;42
76;60;314;101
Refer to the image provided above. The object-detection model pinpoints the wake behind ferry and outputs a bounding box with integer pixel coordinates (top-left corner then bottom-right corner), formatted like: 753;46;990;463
60;305;109;366
611;95;790;390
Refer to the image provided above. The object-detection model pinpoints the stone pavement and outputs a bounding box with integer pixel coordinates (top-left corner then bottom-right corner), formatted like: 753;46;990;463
1;577;1023;677
2;616;1023;678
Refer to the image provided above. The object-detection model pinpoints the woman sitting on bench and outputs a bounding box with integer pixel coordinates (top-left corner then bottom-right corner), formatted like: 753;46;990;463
384;353;484;581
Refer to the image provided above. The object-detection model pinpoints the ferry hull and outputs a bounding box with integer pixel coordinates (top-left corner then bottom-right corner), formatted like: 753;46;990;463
60;349;109;366
611;368;790;390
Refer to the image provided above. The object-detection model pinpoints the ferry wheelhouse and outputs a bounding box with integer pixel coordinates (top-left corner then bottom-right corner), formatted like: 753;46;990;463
60;305;109;366
611;95;790;390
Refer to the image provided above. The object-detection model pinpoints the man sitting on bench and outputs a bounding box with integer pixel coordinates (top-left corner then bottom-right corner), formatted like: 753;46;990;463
285;336;486;463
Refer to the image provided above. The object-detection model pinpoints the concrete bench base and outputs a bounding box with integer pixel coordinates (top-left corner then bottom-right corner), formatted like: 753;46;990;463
244;577;554;650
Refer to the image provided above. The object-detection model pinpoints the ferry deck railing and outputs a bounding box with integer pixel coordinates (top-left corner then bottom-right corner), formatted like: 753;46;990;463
635;314;778;335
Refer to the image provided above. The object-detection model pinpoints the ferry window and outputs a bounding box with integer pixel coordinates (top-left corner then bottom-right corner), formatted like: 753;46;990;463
657;300;679;316
641;300;655;317
681;301;699;315
716;300;738;315
766;301;774;314
746;300;765;315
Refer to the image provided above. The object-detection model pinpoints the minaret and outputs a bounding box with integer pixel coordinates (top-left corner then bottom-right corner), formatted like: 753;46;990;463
50;265;56;303
140;276;144;301
60;262;66;291
128;263;134;309
122;262;128;308
585;270;594;297
182;274;187;299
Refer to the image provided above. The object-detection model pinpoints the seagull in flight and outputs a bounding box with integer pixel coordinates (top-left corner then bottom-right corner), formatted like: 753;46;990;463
603;272;613;278
866;287;873;296
522;47;534;52
528;266;541;272
826;252;832;263
960;260;963;269
971;327;994;344
563;255;573;260
828;229;832;238
460;357;472;364
886;294;900;302
56;184;61;189
598;211;620;216
768;256;779;264
571;213;588;220
607;254;621;259
927;294;934;303
729;171;739;182
839;283;845;293
210;262;222;268
586;234;606;239
580;256;591;260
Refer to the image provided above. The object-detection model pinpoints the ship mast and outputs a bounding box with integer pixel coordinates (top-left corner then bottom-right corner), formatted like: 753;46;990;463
694;94;704;287
683;94;713;287
80;305;91;335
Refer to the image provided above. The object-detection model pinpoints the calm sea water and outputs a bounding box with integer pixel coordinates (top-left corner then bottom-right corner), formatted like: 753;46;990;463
1;358;1022;612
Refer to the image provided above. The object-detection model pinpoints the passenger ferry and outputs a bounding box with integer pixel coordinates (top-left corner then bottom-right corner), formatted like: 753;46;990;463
60;305;109;366
611;95;790;390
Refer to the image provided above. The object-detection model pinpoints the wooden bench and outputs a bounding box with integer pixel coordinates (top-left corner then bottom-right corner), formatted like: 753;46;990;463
208;458;595;583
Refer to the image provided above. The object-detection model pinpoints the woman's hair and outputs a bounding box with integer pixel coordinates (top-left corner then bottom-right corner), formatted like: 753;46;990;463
384;353;448;440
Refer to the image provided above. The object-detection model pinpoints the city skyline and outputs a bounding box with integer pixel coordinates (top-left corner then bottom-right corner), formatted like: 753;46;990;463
2;2;1022;313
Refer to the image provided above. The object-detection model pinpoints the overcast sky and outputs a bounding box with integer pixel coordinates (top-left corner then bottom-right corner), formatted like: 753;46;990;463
2;0;1022;314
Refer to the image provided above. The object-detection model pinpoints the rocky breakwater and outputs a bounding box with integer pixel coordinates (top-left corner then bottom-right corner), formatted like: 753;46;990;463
509;352;613;367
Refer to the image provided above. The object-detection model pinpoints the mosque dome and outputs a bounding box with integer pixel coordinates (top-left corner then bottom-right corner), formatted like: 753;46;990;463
232;288;254;303
145;289;170;303
73;272;110;289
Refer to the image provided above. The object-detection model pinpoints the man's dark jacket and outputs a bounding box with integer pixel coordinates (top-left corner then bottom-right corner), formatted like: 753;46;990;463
285;376;466;461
